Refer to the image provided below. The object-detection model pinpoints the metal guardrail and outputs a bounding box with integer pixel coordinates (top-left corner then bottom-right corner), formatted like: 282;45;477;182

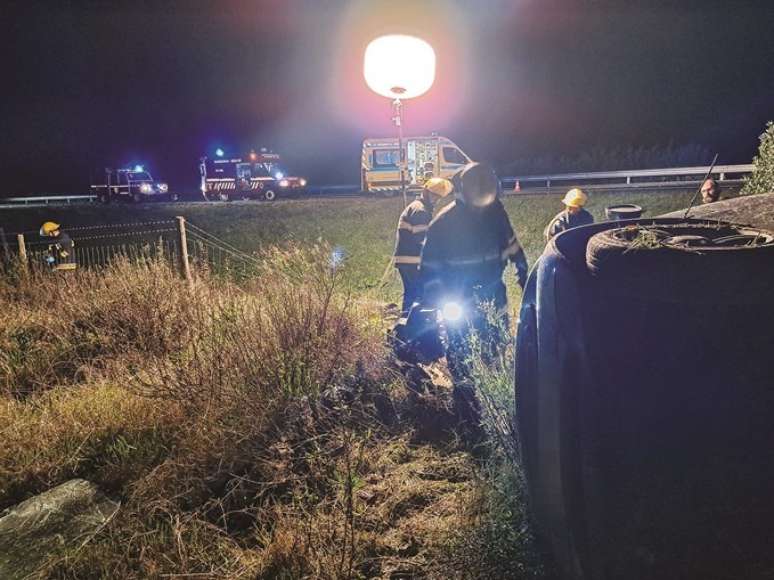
500;164;754;189
0;194;96;206
0;164;755;206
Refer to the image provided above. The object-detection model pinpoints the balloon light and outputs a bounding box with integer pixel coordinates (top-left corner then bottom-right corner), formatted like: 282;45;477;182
364;35;436;100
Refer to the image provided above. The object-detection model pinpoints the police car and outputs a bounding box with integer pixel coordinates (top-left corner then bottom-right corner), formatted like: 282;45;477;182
91;166;173;203
199;148;307;202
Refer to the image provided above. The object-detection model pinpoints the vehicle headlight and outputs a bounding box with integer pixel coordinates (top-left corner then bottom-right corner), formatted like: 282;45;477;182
299;178;307;186
279;179;290;187
158;183;168;192
441;301;464;323
140;183;153;193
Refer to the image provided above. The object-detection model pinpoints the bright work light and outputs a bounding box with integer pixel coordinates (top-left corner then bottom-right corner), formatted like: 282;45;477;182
441;301;464;323
215;148;224;157
364;34;436;207
364;35;436;99
134;165;144;172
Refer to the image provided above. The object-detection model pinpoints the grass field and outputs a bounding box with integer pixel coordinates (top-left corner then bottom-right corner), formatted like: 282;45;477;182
1;189;695;303
0;189;696;578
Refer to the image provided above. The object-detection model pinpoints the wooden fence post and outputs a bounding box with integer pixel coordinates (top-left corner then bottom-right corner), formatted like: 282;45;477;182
176;216;192;285
16;233;28;274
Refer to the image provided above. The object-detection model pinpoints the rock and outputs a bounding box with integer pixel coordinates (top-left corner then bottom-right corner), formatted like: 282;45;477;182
0;479;120;579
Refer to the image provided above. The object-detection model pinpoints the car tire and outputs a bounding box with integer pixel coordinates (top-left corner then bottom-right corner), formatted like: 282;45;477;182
98;192;110;204
263;189;277;201
586;222;774;304
132;192;143;203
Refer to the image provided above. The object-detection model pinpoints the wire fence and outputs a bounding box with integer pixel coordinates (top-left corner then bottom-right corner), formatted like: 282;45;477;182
0;218;263;280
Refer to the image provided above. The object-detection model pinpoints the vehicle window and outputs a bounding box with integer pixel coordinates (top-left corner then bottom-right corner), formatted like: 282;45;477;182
267;164;288;178
373;149;400;167
442;147;468;165
128;171;151;181
236;163;252;180
252;164;271;177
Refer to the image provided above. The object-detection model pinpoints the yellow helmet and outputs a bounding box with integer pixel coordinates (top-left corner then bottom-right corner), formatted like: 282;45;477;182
424;177;453;198
40;222;60;236
562;188;588;208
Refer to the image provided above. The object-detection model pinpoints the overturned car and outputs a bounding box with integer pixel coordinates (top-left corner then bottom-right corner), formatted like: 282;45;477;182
517;207;774;580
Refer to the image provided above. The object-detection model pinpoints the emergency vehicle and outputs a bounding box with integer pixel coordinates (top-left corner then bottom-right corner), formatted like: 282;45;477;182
90;167;172;203
361;135;473;195
199;149;307;202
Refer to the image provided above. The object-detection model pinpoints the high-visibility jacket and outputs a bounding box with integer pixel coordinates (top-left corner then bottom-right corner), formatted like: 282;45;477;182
420;199;527;309
48;231;77;271
393;197;434;267
544;208;594;241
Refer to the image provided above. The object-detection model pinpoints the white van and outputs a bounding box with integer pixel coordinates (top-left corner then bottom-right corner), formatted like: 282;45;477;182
360;135;472;195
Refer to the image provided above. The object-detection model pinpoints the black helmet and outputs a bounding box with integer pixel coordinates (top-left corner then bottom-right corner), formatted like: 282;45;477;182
455;162;499;208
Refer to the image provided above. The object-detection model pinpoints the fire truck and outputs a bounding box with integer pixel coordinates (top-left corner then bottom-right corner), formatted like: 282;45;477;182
361;135;473;195
199;149;307;202
90;166;173;203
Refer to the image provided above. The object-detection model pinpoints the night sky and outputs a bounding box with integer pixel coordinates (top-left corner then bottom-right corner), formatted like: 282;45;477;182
2;0;773;194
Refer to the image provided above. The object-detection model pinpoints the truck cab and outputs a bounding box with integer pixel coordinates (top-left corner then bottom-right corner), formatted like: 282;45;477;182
91;167;171;203
200;149;307;202
361;135;472;195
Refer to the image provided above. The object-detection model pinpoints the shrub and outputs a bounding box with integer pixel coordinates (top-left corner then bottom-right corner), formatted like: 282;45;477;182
741;121;774;195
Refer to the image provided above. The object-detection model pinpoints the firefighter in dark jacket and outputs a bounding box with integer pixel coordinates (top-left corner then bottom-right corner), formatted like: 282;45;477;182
544;188;594;241
393;177;454;314
39;221;77;271
420;163;528;427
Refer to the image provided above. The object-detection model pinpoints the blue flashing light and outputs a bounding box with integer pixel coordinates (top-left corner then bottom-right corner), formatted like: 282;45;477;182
215;148;225;157
134;165;144;172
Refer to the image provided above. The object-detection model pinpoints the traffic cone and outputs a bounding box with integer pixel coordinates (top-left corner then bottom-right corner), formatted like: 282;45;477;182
515;180;521;192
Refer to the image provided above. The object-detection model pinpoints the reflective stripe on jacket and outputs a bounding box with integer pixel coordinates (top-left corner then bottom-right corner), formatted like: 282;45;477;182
393;197;433;267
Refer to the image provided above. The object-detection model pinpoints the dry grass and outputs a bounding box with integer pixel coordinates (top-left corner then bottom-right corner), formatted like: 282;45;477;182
1;247;544;579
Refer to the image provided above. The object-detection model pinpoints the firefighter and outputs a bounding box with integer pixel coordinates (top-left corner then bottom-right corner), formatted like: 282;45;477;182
393;177;454;315
701;178;721;204
420;163;528;429
543;188;594;241
39;222;77;271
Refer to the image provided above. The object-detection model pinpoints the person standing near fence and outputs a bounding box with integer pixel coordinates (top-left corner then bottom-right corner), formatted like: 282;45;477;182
39;221;77;271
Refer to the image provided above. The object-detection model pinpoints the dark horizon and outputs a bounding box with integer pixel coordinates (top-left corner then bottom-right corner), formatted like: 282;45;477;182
2;0;773;195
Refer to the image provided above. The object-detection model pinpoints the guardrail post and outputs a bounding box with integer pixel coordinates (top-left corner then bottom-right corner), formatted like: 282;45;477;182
16;234;28;274
176;216;192;285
